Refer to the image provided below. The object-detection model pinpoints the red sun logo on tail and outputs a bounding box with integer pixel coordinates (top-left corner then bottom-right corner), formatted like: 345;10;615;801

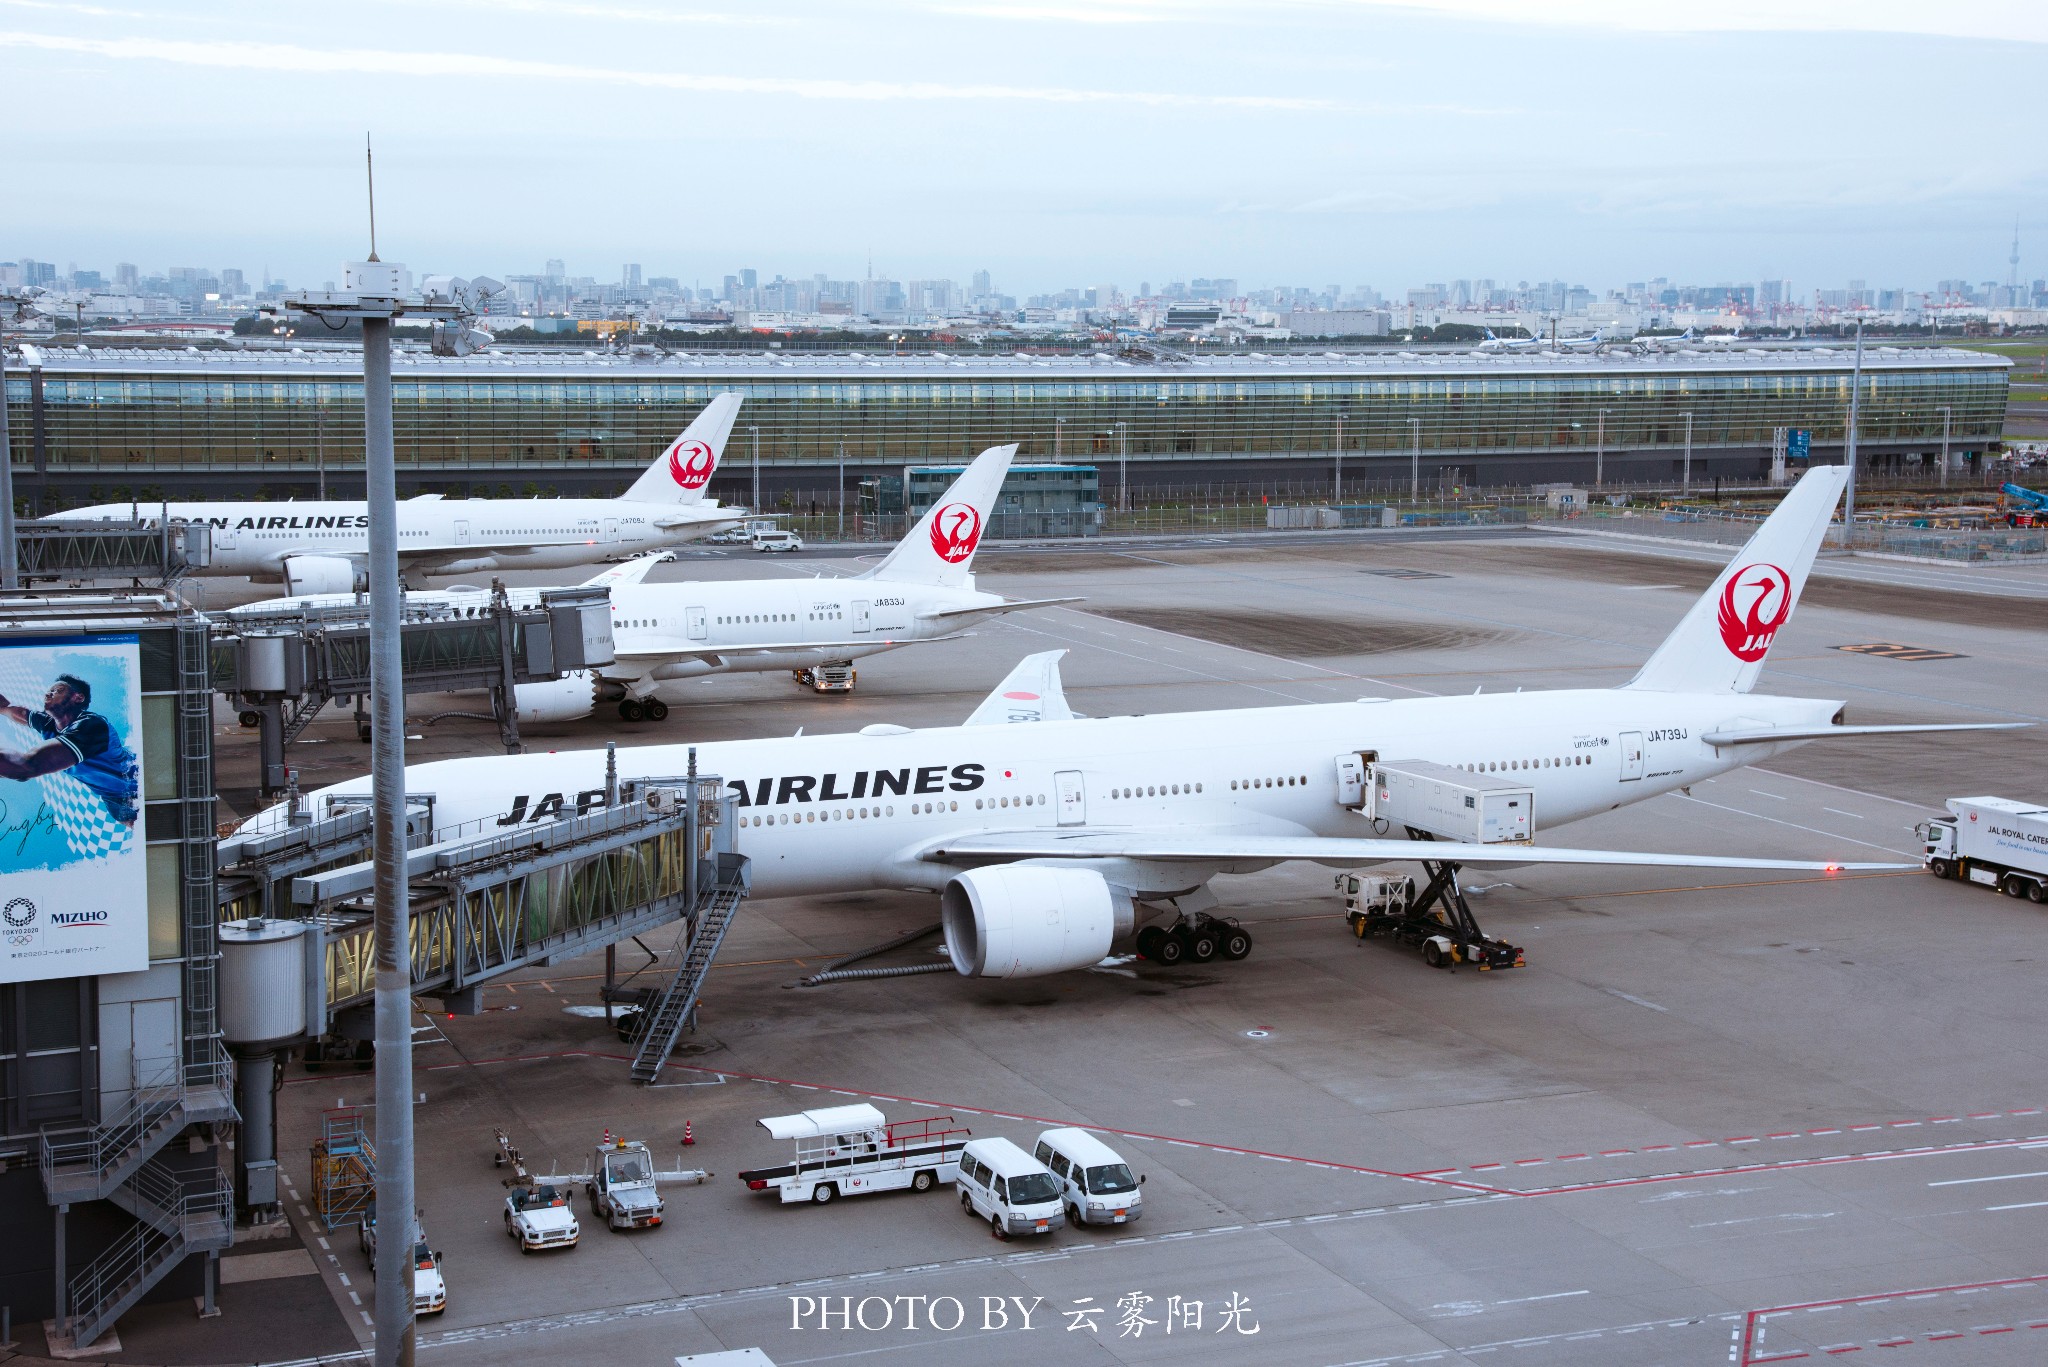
666;438;717;490
929;502;983;563
1715;562;1792;662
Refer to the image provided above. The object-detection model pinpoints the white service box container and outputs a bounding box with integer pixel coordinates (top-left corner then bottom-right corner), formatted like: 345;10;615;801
1366;759;1533;844
1946;796;2048;876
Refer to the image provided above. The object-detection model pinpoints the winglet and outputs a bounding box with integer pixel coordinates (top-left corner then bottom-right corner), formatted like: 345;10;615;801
579;552;674;590
964;651;1073;726
622;392;742;506
859;444;1018;587
1626;464;1847;695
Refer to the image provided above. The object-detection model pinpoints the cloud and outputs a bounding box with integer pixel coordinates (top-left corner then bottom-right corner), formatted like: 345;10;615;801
0;29;1352;110
916;0;2048;44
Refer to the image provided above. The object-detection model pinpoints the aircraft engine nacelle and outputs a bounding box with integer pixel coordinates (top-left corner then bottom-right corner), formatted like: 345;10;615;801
280;555;361;597
512;671;599;724
941;865;1132;979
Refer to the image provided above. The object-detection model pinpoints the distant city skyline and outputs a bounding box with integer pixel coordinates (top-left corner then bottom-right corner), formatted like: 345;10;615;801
4;3;2041;293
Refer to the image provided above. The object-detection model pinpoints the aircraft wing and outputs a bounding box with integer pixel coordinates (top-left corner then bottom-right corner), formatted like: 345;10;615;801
922;830;1905;873
581;553;675;589
1702;722;2026;746
919;596;1085;622
651;508;747;531
963;650;1076;727
612;633;968;664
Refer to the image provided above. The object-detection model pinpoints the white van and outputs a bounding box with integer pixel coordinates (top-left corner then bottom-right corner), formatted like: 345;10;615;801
1034;1128;1144;1226
955;1137;1064;1239
752;530;804;553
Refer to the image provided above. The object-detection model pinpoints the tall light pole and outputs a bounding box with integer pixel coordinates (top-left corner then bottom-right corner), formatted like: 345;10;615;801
0;295;25;589
1334;411;1345;504
282;258;474;1367
1409;416;1420;499
1939;404;1951;491
1681;410;1693;495
1842;319;1864;551
1116;421;1128;513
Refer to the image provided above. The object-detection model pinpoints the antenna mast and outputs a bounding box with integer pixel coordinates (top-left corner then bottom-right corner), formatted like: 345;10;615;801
366;134;380;263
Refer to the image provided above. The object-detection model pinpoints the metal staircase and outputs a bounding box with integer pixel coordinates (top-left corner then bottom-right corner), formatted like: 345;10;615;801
39;1044;237;1348
64;1160;233;1350
629;852;751;1083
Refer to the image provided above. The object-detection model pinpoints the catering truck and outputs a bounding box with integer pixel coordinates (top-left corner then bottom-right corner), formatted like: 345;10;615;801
1918;796;2048;902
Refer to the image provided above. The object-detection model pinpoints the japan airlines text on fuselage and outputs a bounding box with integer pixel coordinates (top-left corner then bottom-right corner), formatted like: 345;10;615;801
47;393;745;587
372;684;1841;901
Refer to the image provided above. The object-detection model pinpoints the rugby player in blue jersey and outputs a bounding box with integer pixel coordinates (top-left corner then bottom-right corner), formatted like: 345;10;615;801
0;673;140;826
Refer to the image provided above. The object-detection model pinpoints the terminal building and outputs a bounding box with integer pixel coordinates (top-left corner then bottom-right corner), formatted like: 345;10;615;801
2;343;2009;508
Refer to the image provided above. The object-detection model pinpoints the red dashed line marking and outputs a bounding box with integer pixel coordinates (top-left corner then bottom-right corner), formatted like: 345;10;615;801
1740;1275;2048;1365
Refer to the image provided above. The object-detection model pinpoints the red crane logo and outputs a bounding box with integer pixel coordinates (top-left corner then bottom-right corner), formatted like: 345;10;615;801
929;502;983;563
1715;562;1792;662
666;438;717;490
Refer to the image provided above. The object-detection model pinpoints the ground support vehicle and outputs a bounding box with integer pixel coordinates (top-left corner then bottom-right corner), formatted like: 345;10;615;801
792;663;856;694
1919;796;2048;902
753;531;804;553
358;1212;447;1315
1134;914;1252;966
739;1104;967;1205
493;1127;581;1252
1034;1128;1144;1227
956;1137;1064;1239
503;1184;580;1252
1338;845;1525;970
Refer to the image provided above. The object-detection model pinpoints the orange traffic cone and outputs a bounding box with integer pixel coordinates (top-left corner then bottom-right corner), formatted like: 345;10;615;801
682;1120;694;1147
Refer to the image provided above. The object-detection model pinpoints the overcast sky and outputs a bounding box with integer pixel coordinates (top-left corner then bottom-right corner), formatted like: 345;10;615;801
5;0;2044;294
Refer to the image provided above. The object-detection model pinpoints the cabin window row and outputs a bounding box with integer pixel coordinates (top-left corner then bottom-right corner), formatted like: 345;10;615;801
1459;757;1589;771
1231;776;1308;791
742;799;966;827
973;794;1046;809
1110;783;1204;799
716;614;795;624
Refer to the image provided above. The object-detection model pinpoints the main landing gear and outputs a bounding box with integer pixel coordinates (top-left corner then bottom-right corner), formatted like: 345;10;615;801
1347;832;1524;971
617;698;670;723
1136;914;1253;967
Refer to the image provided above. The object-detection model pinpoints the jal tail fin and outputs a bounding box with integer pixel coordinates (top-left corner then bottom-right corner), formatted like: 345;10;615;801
1626;464;1848;694
622;392;742;506
859;443;1018;587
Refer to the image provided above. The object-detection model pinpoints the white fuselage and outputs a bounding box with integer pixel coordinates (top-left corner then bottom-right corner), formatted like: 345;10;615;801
53;496;739;580
233;575;1008;695
284;687;1838;901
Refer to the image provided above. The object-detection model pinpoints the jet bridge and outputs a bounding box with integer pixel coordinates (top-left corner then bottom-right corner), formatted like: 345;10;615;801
213;582;615;796
214;765;750;1216
17;516;212;583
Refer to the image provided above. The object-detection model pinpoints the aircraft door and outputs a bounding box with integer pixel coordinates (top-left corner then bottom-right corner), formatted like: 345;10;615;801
687;606;707;640
213;522;237;551
1618;731;1645;781
852;600;871;633
454;519;470;544
602;518;620;544
1055;770;1086;826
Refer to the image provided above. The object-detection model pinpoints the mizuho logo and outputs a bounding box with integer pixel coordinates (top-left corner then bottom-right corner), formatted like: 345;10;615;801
3;897;34;928
50;910;109;929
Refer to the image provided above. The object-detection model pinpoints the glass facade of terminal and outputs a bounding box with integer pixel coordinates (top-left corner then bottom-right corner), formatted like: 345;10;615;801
4;356;2009;491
